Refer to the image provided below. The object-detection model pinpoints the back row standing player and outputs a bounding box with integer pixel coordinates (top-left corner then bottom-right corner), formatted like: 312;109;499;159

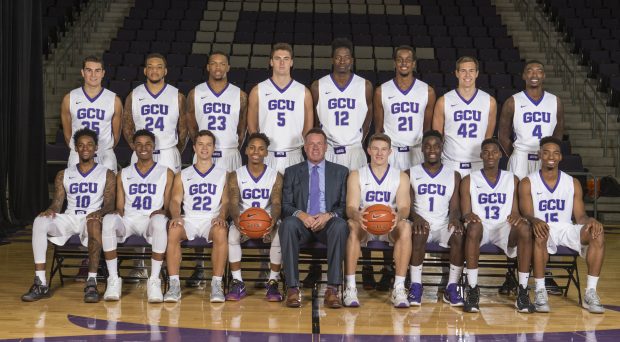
61;56;123;171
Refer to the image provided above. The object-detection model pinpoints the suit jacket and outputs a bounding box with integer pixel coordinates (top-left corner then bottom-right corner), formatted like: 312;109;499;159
282;160;348;219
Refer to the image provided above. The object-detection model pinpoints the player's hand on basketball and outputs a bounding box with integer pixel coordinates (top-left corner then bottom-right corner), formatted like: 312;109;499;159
39;209;56;218
450;219;464;235
531;218;549;239
585;217;604;239
170;217;185;229
507;214;524;226
462;213;481;224
411;216;429;235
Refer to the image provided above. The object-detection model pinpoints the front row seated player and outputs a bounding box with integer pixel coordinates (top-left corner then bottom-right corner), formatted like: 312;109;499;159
22;128;116;303
164;130;230;303
520;136;605;314
226;133;284;302
344;133;413;308
102;129;174;303
460;138;535;313
408;130;465;307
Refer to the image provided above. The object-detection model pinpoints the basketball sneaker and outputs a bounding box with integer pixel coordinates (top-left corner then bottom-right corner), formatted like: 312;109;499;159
583;288;605;314
265;279;283;302
126;258;148;284
163;279;181;303
104;276;123;301
545;271;563;295
21;276;51;302
498;272;517;295
226;279;247;301
83;277;100;303
391;287;410;308
534;288;550;312
362;265;376;290
343;286;360;307
515;285;535;313
185;267;206;288
147;277;163;303
210;279;225;303
408;283;423;306
443;284;464;306
463;285;480;313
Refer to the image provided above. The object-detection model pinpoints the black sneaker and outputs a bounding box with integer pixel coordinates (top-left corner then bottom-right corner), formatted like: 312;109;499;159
515;285;535;313
302;264;322;289
185;267;206;288
463;285;480;313
375;267;394;292
498;272;517;295
545;272;563;295
84;277;100;303
22;277;51;302
362;265;376;290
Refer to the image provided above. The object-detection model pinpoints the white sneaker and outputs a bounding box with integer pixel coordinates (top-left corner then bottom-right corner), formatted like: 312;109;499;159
534;288;550;313
163;279;181;303
391;287;410;308
343;286;360;307
147;278;163;303
583;288;605;314
103;277;122;301
210;280;225;303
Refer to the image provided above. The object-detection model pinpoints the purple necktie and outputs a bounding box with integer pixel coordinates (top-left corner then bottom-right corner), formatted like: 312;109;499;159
308;165;320;215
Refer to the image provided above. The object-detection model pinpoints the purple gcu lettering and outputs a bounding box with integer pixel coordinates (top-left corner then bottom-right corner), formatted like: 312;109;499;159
203;103;231;115
268;99;295;111
417;184;446;196
538;199;565;211
327;98;355;110
77;108;105;120
141;104;169;115
189;183;217;195
366;191;391;202
242;188;270;200
391;102;419;114
129;183;156;195
69;183;98;194
478;193;506;204
523;112;551;123
453;110;481;121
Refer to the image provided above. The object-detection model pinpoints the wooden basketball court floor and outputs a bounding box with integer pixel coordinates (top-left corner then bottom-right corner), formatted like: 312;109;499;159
2;227;620;341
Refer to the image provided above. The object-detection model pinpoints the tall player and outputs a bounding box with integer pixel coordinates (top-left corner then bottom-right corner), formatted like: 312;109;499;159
408;130;464;306
22;128;116;303
432;56;497;176
460;138;535;313
163;130;229;303
101;129;174;302
61;56;122;171
519;137;605;314
247;42;314;174
312;37;372;170
374;45;436;170
226;133;284;302
499;60;564;179
343;133;412;308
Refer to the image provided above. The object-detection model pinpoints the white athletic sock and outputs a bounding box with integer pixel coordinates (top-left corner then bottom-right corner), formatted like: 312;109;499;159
448;264;463;285
346;274;356;288
88;273;97;282
518;272;530;288
170;275;180;282
410;265;423;284
535;278;545;291
269;270;280;281
150;259;163;280
586;275;599;290
35;270;47;286
394;276;406;289
212;276;223;283
231;270;243;281
467;268;478;288
106;259;118;279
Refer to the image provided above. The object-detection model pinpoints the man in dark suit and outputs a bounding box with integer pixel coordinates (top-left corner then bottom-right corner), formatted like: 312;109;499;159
279;128;349;308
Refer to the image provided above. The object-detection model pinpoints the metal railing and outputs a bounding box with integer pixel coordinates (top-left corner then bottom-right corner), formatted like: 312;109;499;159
581;79;612;156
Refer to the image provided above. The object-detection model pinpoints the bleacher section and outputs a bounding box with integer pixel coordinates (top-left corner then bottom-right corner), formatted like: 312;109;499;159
42;0;89;57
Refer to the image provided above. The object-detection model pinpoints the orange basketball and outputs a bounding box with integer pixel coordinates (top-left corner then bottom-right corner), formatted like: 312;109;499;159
362;204;395;235
238;207;272;239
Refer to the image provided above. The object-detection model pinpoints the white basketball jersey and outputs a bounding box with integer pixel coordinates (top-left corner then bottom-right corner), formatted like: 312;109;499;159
64;163;108;215
181;164;227;218
317;74;368;147
470;169;515;225
512;91;558;153
257;78;306;152
528;170;574;224
442;89;491;162
410;164;455;222
131;83;180;149
193;82;241;149
122;163;169;215
358;164;400;210
236;165;278;214
381;78;429;148
69;87;116;150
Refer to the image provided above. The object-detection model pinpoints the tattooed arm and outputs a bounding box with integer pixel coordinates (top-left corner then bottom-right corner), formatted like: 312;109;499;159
176;92;188;153
227;171;241;227
122;92;136;150
238;90;248;148
86;170;117;221
40;170;66;217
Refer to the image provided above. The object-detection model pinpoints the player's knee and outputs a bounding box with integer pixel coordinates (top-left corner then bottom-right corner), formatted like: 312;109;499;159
466;222;483;240
534;235;548;247
87;221;102;236
396;221;412;240
412;234;428;247
450;233;464;247
32;217;49;235
589;231;605;248
211;225;228;243
517;222;532;241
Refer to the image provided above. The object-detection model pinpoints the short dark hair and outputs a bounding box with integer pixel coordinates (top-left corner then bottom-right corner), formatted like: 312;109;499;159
304;127;328;141
145;53;167;67
481;138;501;150
368;133;391;147
539;136;562;149
271;42;294;59
524;60;544;72
82;55;103;69
73;128;98;146
393;45;416;61
456;56;479;71
133;129;156;143
195;129;216;145
208;51;229;64
422;130;443;142
331;37;354;58
247;132;270;147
